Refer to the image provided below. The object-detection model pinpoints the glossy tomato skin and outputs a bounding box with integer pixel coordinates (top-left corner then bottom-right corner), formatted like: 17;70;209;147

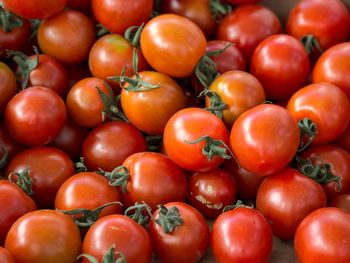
256;168;326;240
5;210;81;263
5;146;74;208
217;5;281;60
312;42;350;99
330;194;350;214
163;107;230;172
0;19;30;51
38;10;95;64
287;0;350;52
55;172;122;217
121;152;187;210
141;14;206;78
82;121;146;172
211;206;272;263
0;247;15;263
187;168;236;218
0;180;36;245
294;207;350;263
92;0;152;34
287;82;350;145
250;34;310;100
301;144;350;201
5;86;66;146
82;214;152;263
0;62;17;115
121;71;186;135
230;104;299;176
149;202;209;263
208;70;265;128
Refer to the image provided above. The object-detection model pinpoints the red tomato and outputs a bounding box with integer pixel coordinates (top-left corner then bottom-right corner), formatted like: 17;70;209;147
38;10;95;64
140;14;206;78
230;104;299;176
92;0;153;34
0;180;36;245
287;82;350;145
217;5;281;60
250;34;310;100
330;194;350;214
5;86;66;146
0;247;15;263
0;17;30;51
0;62;17;115
211;206;272;263
163;107;230;172
0;122;25;161
5;146;74;208
187;168;237;218
5;210;81;263
82;214;152;263
82;121;146;172
148;202;209;263
256;168;326;240
335;122;350;153
295;207;350;263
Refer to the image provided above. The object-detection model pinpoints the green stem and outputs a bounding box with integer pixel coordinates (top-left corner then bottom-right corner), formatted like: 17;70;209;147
8;167;33;195
124;24;144;49
74;157;87;173
77;245;127;263
298;118;317;152
155;205;183;234
0;4;23;32
124;202;153;228
96;23;110;37
300;35;323;55
209;0;232;23
99;166;130;193
0;146;8;170
199;90;226;119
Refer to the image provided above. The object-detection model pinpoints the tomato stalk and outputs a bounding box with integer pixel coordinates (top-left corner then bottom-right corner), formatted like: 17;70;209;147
155;205;183;234
144;134;163;152
77;245;126;263
0;3;23;32
209;0;232;23
74;157;87;173
298;118;317;152
8;166;33;195
96;23;109;37
199;90;226;119
124;24;144;49
124;202;153;228
222;200;253;213
99;166;130;193
301;35;323;56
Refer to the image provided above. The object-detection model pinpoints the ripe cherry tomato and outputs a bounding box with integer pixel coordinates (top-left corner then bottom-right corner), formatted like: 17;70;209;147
82;121;146;172
295;207;350;263
140;14;206;78
0;62;17;115
211;205;272;263
287;82;350;145
230;104;299;176
149;202;209;263
5;210;81;263
5;86;66;146
256;168;326;240
38;10;95;64
0;16;30;51
82;214;152;263
0;247;15;263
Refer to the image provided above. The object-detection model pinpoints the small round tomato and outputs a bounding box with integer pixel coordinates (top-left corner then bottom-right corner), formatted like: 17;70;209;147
0;62;17;115
82;214;152;263
141;14;206;78
256;168;326;240
211;205;272;263
0;16;30;51
38;10;95;64
230;104;299;176
5;86;66;146
250;34;310;100
295;207;350;263
330;194;350;213
287;82;350;145
187;168;236;218
5;210;81;263
0;247;15;263
149;202;209;263
82;121;146;172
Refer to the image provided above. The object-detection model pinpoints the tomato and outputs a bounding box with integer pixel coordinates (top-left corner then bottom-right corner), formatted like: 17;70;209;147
38;10;95;64
230;104;299;176
330;194;350;214
250;34;310;100
82;121;146;172
5;210;81;263
121;71;186;135
187;168;236;218
65;63;92;89
82;214;152;263
211;205;272;263
286;0;350;52
256;168;326;240
0;62;17;115
140;14;206;78
148;202;209;263
2;0;67;19
5;86;66;146
207;70;265;128
0;180;36;245
0;247;15;263
55;172;122;217
0;16;30;51
92;0;152;34
0;122;25;161
294;207;350;263
217;5;281;60
287;82;350;145
301;144;350;201
163;107;230;172
66;77;109;128
312;42;350;99
335;122;350;154
5;146;74;208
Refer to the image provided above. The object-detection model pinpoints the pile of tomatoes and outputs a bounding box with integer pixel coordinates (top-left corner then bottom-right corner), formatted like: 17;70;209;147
1;0;350;262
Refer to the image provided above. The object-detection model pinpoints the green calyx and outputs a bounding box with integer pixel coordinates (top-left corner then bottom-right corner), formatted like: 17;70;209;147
0;4;23;32
124;202;153;228
77;245;126;263
0;146;8;170
199;89;226;119
209;0;232;23
99;166;130;193
222;200;252;213
301;35;323;56
298;118;317;152
124;24;144;49
8;167;33;195
74;157;87;173
155;205;183;234
96;23;110;38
